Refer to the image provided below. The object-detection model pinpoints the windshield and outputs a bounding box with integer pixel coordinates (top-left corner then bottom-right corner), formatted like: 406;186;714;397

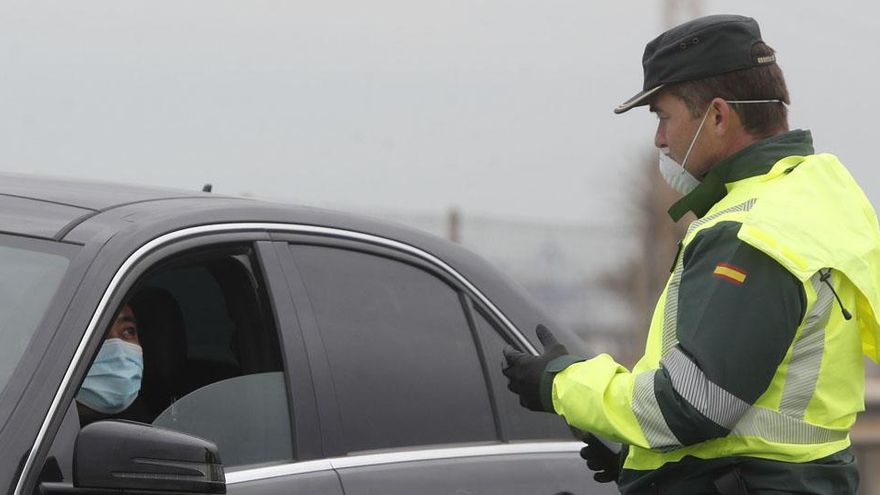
0;238;73;396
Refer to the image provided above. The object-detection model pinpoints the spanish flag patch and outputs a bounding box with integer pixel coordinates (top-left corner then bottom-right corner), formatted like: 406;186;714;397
713;263;747;285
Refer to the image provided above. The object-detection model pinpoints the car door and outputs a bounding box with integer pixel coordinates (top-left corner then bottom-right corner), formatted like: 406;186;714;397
38;232;343;495
273;233;616;495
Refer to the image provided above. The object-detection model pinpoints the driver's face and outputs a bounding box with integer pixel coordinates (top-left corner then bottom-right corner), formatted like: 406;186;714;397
106;304;139;346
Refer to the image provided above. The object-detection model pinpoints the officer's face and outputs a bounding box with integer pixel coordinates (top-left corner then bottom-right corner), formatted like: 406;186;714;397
650;91;718;178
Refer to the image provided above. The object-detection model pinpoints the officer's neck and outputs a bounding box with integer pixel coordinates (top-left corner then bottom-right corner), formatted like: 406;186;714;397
703;125;787;178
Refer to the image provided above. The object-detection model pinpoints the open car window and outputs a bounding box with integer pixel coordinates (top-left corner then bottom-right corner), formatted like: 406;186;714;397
58;245;294;473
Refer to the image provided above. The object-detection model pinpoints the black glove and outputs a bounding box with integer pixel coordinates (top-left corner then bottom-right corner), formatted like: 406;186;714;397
502;324;569;412
580;434;621;483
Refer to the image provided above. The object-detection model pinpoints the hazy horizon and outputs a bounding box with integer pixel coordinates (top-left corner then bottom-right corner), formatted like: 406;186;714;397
0;1;875;225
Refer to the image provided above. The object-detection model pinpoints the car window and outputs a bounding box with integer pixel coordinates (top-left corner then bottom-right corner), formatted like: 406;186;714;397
470;303;573;440
0;238;72;399
70;248;294;469
152;372;291;467
290;245;496;453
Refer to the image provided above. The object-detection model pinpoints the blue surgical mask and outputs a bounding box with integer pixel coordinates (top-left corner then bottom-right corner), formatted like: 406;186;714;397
77;338;143;414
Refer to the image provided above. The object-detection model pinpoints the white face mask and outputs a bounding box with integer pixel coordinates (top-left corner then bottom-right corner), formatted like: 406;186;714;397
658;147;701;195
656;98;783;196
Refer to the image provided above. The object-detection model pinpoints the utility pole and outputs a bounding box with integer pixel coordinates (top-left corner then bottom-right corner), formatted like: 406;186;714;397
610;0;705;364
447;207;461;243
663;0;702;28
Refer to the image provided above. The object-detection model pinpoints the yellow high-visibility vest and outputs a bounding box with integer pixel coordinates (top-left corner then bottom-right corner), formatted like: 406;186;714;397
551;153;880;471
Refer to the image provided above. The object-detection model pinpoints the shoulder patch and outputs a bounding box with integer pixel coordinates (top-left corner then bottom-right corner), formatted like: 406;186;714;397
713;262;747;285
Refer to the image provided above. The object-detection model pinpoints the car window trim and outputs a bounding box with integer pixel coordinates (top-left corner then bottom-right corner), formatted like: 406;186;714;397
458;293;507;441
225;441;582;484
282;235;532;349
275;232;536;352
280;236;468;292
17;222;538;495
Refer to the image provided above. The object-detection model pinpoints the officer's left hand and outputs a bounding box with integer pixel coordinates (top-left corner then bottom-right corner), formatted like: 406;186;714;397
502;324;569;412
580;434;621;483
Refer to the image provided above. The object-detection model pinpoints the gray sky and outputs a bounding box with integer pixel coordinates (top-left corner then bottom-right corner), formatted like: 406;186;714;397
0;1;876;224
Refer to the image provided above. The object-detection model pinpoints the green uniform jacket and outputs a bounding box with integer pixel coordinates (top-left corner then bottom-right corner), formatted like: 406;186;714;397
545;130;880;494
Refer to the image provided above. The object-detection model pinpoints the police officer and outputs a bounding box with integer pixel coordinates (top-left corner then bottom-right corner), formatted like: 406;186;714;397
503;14;880;494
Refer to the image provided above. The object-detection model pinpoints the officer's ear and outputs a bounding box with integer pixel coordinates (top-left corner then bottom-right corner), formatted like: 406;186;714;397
709;97;735;136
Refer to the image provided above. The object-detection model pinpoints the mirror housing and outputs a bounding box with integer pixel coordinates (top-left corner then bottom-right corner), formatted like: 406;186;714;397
73;420;225;494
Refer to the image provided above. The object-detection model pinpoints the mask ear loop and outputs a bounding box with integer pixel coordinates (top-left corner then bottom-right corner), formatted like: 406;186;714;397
680;103;714;173
726;99;784;105
681;99;785;172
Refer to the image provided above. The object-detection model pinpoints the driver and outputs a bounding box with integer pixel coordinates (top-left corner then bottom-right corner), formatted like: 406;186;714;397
76;304;150;426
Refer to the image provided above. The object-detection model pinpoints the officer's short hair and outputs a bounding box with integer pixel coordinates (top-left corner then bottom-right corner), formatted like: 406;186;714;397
665;42;791;139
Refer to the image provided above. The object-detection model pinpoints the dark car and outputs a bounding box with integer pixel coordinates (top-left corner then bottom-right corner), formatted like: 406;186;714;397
0;173;615;495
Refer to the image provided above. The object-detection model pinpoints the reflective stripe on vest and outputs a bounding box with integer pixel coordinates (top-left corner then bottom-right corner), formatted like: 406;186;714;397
730;271;846;444
632;371;680;451
633;199;846;449
779;272;834;419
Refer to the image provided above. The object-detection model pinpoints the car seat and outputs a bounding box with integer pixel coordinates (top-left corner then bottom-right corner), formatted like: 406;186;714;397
129;287;189;420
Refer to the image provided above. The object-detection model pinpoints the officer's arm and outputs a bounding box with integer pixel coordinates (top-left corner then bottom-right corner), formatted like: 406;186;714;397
652;221;806;445
547;221;804;450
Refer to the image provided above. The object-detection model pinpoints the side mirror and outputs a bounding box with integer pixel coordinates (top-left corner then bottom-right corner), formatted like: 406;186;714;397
67;420;225;494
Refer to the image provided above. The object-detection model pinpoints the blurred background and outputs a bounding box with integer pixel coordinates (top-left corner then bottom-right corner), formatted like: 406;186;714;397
2;0;879;491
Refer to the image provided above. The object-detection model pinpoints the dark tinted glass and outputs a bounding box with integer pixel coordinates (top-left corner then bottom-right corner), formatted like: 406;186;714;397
146;265;239;368
471;304;572;440
291;245;496;452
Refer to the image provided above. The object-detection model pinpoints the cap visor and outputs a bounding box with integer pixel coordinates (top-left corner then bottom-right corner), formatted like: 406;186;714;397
614;84;664;114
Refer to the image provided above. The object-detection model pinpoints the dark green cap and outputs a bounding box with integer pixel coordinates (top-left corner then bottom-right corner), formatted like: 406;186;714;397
614;14;777;114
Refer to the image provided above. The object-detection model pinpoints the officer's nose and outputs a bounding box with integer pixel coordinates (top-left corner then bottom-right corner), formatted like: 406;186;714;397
654;124;667;149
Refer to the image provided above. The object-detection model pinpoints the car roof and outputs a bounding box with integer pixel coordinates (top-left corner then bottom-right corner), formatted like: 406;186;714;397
0;173;500;286
0;173;442;248
0;172;484;265
0;173;513;301
0;172;208;210
0;172;212;239
0;172;571;353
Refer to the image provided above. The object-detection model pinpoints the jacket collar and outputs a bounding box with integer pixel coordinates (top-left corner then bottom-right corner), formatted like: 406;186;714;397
667;129;815;221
